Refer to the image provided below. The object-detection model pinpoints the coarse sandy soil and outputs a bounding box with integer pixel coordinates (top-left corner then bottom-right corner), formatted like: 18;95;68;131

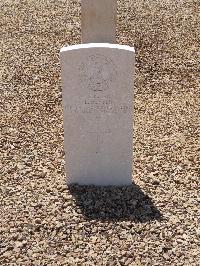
0;0;200;265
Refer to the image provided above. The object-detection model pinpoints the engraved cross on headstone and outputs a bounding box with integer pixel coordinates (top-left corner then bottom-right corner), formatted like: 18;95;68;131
81;0;117;43
88;116;111;154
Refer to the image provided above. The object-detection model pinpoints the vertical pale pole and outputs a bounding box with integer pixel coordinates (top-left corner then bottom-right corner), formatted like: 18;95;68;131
81;0;117;43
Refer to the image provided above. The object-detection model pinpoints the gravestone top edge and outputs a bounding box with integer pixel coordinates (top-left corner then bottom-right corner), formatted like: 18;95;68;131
60;43;135;53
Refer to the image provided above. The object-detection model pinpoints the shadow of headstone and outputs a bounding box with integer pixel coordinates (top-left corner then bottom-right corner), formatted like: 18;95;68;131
68;183;162;222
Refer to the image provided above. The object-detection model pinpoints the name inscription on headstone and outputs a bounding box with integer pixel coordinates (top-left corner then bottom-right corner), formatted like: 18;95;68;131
64;95;131;114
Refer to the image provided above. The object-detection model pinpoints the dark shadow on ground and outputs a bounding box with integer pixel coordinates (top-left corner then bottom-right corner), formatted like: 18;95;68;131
68;183;162;222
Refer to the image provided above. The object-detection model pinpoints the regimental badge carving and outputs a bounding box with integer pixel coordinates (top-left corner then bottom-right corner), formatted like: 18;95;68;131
79;54;117;92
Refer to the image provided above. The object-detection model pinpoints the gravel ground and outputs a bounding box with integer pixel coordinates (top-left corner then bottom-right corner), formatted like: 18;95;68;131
1;0;200;265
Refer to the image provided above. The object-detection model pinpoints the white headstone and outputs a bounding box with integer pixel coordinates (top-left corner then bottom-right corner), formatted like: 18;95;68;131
60;43;135;186
82;0;117;43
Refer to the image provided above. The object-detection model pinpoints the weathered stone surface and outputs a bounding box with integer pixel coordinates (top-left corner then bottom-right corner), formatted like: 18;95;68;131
60;43;135;186
81;0;117;43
